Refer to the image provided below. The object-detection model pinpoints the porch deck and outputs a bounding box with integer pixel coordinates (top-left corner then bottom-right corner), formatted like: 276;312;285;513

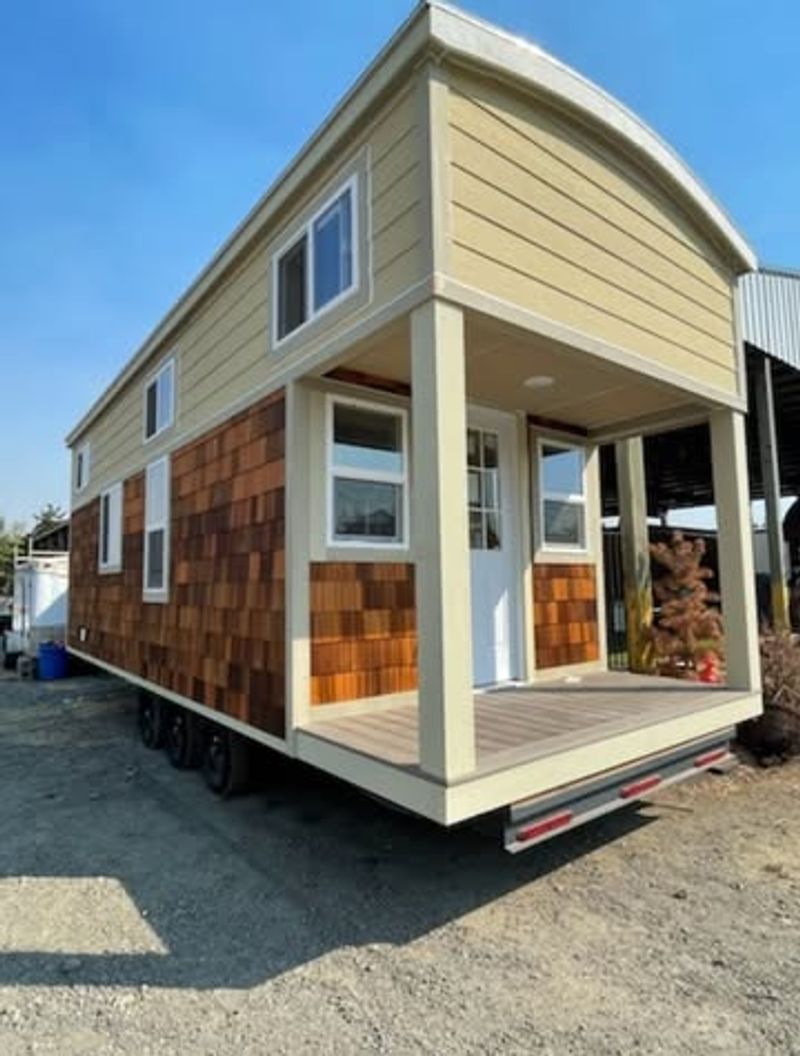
300;671;747;778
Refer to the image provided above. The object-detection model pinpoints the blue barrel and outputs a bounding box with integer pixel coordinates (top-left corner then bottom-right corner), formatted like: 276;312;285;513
38;642;68;680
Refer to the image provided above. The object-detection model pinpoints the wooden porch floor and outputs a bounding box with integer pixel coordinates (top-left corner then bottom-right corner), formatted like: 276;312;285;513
301;671;746;778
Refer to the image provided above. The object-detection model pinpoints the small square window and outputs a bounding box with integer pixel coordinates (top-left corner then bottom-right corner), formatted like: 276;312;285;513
274;176;358;346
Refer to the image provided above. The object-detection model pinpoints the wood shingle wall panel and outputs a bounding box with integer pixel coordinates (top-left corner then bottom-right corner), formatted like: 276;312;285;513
68;390;286;737
309;562;417;705
534;563;599;669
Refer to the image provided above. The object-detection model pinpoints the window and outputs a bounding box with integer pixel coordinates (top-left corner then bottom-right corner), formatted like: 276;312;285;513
274;176;358;343
144;357;175;441
328;398;407;547
144;457;170;600
99;483;123;571
468;427;501;550
74;442;90;493
539;441;587;550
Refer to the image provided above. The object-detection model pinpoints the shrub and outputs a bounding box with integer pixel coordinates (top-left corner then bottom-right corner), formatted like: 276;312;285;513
739;631;800;761
649;532;724;679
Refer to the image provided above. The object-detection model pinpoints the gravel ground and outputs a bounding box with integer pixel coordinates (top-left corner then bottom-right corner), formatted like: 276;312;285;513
0;672;798;1055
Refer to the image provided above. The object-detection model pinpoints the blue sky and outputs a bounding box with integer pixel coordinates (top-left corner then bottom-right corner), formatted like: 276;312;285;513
1;0;797;528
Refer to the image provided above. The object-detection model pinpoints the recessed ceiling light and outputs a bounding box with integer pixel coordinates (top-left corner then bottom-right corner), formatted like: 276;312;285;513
523;374;555;390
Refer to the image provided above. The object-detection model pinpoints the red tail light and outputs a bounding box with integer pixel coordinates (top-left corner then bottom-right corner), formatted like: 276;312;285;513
619;774;662;799
516;810;573;843
694;748;729;768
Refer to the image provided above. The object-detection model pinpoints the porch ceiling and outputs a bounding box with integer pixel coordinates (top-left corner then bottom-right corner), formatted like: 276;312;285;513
324;308;705;435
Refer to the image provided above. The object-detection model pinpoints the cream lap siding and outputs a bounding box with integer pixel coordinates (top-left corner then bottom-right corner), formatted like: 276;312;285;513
370;84;424;305
447;71;739;396
71;75;426;509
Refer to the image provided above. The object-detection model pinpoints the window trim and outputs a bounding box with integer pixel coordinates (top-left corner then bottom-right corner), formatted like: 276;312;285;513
74;441;91;494
98;481;123;573
272;173;360;350
537;438;588;554
143;455;170;603
325;394;409;550
143;355;176;444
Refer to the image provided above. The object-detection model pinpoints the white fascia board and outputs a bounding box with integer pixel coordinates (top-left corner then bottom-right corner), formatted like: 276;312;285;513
427;1;757;275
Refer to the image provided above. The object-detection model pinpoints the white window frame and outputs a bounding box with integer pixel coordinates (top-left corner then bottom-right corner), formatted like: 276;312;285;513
326;394;409;550
143;455;170;602
74;441;90;493
272;174;360;349
98;481;123;573
143;355;176;443
538;438;588;553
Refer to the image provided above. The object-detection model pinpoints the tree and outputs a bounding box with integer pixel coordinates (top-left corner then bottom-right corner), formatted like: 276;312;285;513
32;503;67;535
649;531;724;679
0;517;26;598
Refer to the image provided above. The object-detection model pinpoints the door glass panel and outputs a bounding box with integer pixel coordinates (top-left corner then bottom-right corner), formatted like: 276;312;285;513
468;469;481;508
467;427;501;550
486;511;501;551
467;428;481;468
469;510;484;549
483;432;498;469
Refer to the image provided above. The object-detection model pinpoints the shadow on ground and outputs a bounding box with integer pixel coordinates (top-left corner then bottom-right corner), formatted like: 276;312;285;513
0;675;653;990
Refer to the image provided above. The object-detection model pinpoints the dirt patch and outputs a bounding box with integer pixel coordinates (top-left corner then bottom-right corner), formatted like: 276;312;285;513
0;673;798;1055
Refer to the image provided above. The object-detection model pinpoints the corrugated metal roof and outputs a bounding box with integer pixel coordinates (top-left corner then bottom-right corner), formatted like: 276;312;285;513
740;267;800;369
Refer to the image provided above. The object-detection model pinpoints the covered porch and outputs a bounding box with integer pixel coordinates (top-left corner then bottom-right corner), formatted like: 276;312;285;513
286;293;762;817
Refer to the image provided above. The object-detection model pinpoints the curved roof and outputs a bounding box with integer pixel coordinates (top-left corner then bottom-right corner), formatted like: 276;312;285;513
427;1;756;273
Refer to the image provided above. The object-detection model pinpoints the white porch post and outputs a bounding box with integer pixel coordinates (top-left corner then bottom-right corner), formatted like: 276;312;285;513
410;298;476;780
710;408;761;692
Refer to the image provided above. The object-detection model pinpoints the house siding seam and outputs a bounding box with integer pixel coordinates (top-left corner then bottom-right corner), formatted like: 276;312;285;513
533;563;600;668
68;390;287;737
309;562;417;704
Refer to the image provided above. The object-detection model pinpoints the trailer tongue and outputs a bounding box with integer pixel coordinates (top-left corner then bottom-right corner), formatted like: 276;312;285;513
504;731;735;853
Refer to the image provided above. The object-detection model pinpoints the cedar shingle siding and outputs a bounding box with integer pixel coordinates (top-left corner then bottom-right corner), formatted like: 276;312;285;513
68;390;286;736
533;563;599;668
309;562;417;704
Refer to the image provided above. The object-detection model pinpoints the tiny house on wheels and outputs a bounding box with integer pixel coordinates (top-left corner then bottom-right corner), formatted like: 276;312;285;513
67;2;762;850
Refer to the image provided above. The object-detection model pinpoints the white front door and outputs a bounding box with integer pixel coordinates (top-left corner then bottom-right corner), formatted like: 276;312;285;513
467;408;520;686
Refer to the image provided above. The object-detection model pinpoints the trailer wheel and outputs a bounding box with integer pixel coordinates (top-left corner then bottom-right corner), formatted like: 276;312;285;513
164;706;202;769
201;725;251;797
138;691;166;749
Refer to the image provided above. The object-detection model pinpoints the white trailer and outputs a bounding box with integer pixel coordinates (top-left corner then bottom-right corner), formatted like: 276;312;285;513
3;553;69;666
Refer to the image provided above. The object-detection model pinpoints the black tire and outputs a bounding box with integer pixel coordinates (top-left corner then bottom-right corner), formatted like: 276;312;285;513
138;691;166;749
164;706;202;769
201;725;252;797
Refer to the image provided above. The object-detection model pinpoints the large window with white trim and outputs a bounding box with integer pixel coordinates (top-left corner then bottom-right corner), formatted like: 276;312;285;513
275;176;358;344
328;397;407;547
99;482;123;572
143;457;170;600
144;357;175;441
539;440;587;550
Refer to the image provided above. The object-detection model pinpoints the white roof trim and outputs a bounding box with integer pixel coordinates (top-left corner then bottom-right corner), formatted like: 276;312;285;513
427;1;756;274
